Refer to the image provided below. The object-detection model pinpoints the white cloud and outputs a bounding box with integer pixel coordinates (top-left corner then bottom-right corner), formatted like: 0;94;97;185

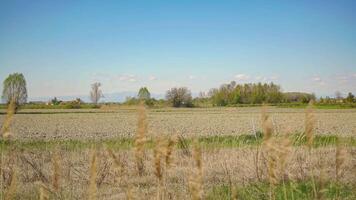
312;77;322;82
254;75;278;82
117;74;137;82
255;76;263;80
91;72;112;82
128;78;137;82
311;76;326;86
269;75;278;81
336;76;348;81
189;75;196;80
234;74;250;81
149;76;157;81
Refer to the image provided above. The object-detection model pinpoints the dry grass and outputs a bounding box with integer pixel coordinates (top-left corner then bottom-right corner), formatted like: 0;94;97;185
134;103;148;176
51;150;61;192
39;184;49;200
88;149;97;200
0;102;354;199
335;142;347;181
188;141;204;200
305;100;315;149
4;167;17;200
0;146;353;199
1;100;16;139
261;106;294;199
261;105;272;141
2;107;355;141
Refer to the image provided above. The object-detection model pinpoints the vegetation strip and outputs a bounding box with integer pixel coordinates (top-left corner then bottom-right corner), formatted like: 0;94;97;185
1;134;354;151
206;181;356;200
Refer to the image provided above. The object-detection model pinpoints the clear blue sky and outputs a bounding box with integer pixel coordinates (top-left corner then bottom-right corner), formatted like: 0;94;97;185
0;0;355;99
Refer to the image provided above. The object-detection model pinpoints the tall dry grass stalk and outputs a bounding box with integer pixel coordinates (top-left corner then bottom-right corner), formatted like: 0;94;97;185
264;136;292;200
335;142;347;181
106;148;125;176
5;168;17;200
266;147;278;186
261;105;272;141
88;149;98;200
126;185;134;200
152;135;177;200
164;135;177;169
231;186;238;200
261;104;281;192
154;137;165;200
134;103;148;176
154;137;165;182
268;138;292;176
1;99;16;139
52;151;61;192
39;183;49;200
305;100;315;149
188;141;203;200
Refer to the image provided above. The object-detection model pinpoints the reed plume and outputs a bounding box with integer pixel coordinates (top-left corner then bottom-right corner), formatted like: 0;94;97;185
305;100;315;149
154;137;164;182
52;151;61;191
39;184;49;200
5;168;17;200
261;105;272;141
126;185;134;200
267;152;278;186
188;141;203;200
134;103;148;176
231;186;238;200
263;136;292;200
106;148;125;176
1;99;16;139
154;137;165;200
88;149;98;200
164;135;177;169
335;142;347;181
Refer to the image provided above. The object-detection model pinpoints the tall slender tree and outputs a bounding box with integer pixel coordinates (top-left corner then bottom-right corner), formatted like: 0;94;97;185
90;82;103;104
2;73;28;107
138;87;151;100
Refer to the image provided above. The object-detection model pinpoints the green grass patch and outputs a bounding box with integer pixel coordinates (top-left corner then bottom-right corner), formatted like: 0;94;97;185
0;138;134;152
277;103;356;109
0;134;354;152
207;181;356;200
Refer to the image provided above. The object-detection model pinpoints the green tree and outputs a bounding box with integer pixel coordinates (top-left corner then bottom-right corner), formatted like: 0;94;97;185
51;97;61;105
2;73;28;107
166;87;192;107
209;82;284;105
137;87;151;100
346;92;355;103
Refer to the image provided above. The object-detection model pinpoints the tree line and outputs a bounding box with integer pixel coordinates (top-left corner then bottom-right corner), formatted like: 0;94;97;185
2;73;356;109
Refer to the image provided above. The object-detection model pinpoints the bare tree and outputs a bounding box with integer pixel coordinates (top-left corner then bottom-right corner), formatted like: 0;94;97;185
90;82;103;104
335;91;342;100
166;87;192;107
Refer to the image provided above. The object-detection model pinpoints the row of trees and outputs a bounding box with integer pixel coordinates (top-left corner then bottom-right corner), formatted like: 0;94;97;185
208;81;285;106
320;92;355;104
125;87;192;107
2;73;355;108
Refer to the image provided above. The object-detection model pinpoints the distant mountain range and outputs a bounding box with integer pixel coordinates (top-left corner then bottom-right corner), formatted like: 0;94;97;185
28;91;166;103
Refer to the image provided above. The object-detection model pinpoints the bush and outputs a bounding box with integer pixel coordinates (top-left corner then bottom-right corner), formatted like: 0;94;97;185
63;102;81;109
